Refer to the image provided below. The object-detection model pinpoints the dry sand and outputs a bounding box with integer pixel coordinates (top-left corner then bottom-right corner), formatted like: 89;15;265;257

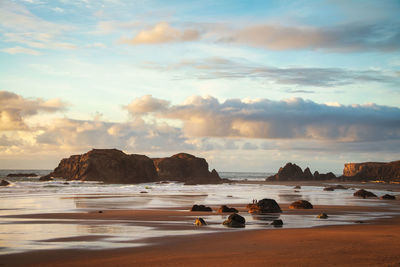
1;202;400;267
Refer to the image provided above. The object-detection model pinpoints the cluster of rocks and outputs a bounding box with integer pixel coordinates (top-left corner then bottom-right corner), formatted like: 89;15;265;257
267;163;336;181
40;149;222;185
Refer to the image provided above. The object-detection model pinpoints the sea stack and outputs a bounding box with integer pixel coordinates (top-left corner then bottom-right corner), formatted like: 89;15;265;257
40;149;158;184
152;153;222;184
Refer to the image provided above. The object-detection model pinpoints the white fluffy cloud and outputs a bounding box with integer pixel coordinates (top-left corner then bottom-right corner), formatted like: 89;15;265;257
127;95;400;142
0;91;66;131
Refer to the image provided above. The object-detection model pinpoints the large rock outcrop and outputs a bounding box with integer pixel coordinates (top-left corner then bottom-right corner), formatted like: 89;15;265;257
152;153;222;184
266;163;336;181
40;149;158;184
342;161;400;182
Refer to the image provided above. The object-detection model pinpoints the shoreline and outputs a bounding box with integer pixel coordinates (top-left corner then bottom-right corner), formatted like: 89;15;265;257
1;202;400;266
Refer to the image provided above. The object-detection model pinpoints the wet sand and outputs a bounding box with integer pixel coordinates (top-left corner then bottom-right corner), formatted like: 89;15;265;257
1;203;400;267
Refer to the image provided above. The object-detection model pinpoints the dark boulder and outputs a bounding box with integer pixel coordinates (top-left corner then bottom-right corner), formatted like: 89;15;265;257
317;213;328;219
289;200;313;209
40;149;158;184
217;205;238;213
0;179;10;186
266;163;304;181
353;189;377;198
223;213;245;228
247;198;282;214
153;153;222;185
191;204;212;212
294;185;301;189
270;219;283;227
39;176;53;181
194;217;207;226
323;187;335;191
380;194;396;200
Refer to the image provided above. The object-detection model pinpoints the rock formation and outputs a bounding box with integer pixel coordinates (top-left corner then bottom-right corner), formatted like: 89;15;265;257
289;200;313;209
152;153;222;184
247;198;282;214
40;149;158;184
266;163;336;181
317;213;328;219
353;189;377;198
217;205;238;213
271;219;283;227
223;213;245;228
342;161;400;182
194;218;207;226
190;204;212;212
380;194;396;200
0;179;10;186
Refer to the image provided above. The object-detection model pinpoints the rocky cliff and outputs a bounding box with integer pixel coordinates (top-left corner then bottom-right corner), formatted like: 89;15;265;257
41;149;158;184
266;162;336;181
152;153;222;184
342;161;400;182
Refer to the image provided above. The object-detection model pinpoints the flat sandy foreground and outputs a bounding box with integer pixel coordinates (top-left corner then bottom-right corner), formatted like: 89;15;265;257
1;201;400;267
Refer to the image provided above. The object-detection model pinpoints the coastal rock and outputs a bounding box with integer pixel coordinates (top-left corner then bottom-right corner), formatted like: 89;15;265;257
271;219;283;227
40;149;158;184
323;187;335;191
294;185;301;189
342;161;400;182
223;213;245;228
267;163;336;181
194;218;207;226
303;167;313;180
217;205;238;213
330;184;348;190
380;194;396;200
7;173;38;177
353;189;377;198
39;176;53;181
247;198;282;214
0;179;10;186
191;204;212;212
289;200;313;209
266;163;304;181
317;213;329;219
153;153;222;185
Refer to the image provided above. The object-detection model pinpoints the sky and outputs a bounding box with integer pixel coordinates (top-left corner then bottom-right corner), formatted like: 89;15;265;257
0;0;399;173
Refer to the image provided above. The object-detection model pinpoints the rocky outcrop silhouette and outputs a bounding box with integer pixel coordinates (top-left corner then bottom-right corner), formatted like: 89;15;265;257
40;149;158;184
342;161;400;182
266;163;336;181
152;153;222;184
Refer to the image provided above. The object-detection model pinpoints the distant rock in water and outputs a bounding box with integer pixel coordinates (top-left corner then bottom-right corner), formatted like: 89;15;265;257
289;200;313;209
40;149;158;184
217;205;238;213
0;179;10;186
247;198;282;214
353;189;377;198
266;162;336;181
191;204;212;212
7;173;38;177
380;194;396;200
342;161;400;182
152;153;222;185
223;213;245;228
194;217;207;226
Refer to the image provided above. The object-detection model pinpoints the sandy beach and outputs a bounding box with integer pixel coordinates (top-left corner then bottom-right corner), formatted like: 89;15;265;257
1;198;400;267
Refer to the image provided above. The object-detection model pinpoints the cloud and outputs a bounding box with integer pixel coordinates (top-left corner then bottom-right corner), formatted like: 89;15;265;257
120;22;200;45
125;95;170;114
0;1;76;50
223;23;400;52
127;95;400;142
146;57;398;87
0;91;67;131
1;46;41;55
